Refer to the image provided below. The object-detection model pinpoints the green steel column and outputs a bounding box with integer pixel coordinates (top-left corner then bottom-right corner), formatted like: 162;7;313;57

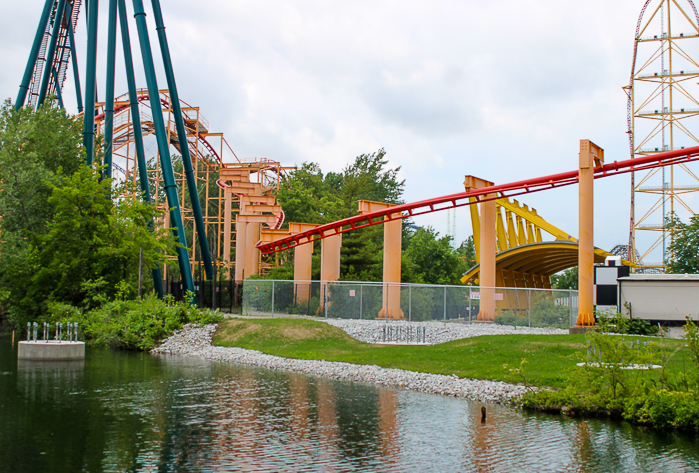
103;0;118;179
82;0;100;165
16;0;54;109
37;0;68;107
66;0;83;113
150;0;214;279
50;67;65;108
118;0;163;297
131;0;196;299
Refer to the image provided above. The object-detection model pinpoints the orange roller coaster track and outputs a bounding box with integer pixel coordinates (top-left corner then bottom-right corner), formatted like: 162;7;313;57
257;144;699;255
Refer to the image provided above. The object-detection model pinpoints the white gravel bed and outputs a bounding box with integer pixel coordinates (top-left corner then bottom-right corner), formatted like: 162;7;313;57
152;323;534;405
322;318;568;344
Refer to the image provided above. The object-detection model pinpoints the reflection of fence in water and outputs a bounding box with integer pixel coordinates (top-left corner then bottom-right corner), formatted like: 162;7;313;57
242;280;578;328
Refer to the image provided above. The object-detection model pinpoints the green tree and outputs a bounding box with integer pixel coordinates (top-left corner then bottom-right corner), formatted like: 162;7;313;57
551;266;578;289
0;100;83;236
403;227;468;285
0;102;174;328
456;236;476;270
666;214;699;273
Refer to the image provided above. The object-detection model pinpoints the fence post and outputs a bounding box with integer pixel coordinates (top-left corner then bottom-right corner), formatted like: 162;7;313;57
360;284;363;319
514;288;518;330
443;286;447;322
528;289;531;327
324;282;328;318
409;285;412;322
569;288;573;327
271;280;275;316
467;287;471;322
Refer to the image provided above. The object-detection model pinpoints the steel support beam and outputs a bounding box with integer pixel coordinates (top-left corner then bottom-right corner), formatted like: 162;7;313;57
150;0;214;280
131;0;195;299
16;0;54;109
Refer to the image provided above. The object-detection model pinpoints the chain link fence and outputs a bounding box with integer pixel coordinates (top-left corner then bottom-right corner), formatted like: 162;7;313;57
242;280;578;329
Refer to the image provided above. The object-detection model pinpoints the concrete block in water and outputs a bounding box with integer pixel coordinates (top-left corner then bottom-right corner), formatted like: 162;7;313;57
18;341;85;360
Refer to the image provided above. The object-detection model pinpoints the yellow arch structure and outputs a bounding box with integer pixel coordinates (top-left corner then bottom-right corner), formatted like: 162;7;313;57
462;195;634;288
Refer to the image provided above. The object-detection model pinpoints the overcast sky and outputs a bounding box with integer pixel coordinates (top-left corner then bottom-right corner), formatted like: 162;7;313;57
2;0;695;263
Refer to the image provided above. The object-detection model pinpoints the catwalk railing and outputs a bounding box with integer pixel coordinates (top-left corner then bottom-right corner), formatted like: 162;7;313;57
242;280;579;329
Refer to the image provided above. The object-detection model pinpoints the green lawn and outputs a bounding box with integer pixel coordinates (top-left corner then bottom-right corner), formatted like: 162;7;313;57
213;318;691;389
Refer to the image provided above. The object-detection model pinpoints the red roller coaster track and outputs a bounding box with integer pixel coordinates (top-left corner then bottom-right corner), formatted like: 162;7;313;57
257;144;699;255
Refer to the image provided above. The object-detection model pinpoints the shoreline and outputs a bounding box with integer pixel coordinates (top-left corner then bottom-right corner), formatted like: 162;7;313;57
152;323;533;405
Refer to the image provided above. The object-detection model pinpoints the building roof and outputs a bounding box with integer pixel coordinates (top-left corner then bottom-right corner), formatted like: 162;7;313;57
618;274;699;282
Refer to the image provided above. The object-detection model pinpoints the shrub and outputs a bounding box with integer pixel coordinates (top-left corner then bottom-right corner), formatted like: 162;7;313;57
56;293;222;351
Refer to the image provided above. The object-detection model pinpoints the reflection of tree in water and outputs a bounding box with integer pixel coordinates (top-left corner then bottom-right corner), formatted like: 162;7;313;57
331;381;382;464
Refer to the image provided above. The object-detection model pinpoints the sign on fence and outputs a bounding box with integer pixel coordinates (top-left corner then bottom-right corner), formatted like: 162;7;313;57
470;292;480;300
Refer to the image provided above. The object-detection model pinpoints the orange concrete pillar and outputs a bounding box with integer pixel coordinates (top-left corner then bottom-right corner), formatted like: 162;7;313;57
359;201;404;319
290;223;319;304
464;176;496;322
320;233;342;310
380;213;403;319
234;220;247;283
223;188;233;277
244;222;261;279
577;140;603;326
294;243;313;303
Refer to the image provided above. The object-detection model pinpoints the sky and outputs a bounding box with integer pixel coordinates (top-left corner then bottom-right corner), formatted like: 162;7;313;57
2;0;696;264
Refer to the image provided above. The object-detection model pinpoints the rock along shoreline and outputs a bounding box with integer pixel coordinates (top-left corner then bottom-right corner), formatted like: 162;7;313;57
151;321;563;405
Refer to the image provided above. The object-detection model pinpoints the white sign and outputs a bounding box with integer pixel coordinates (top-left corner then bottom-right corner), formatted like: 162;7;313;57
349;290;356;297
470;292;480;300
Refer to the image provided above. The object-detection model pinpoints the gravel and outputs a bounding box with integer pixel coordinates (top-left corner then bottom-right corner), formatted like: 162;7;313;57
151;321;554;404
322;318;567;344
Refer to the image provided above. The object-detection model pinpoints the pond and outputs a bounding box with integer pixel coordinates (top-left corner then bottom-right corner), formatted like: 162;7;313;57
1;337;698;472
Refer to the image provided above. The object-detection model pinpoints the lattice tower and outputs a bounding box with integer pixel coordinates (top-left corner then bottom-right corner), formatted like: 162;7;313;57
626;0;699;270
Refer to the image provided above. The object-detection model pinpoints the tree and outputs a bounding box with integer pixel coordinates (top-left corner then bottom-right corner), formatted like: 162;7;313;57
456;236;476;270
403;227;469;285
0;102;173;328
274;149;405;281
666;214;699;273
551;266;578;289
0;100;83;236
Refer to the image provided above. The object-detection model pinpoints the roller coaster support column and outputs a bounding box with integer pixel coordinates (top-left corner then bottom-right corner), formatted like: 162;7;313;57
577;140;603;326
83;0;99;165
359;201;403;319
464;176;496;321
320;234;342;313
118;0;163;297
37;0;67;107
290;223;317;303
150;0;214;280
131;0;196;300
16;0;54;109
103;0;118;180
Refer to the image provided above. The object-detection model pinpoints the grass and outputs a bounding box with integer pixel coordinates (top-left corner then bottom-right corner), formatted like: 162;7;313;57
213;318;692;388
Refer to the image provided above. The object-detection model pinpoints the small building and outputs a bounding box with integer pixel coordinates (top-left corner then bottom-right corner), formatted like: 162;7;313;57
618;274;699;323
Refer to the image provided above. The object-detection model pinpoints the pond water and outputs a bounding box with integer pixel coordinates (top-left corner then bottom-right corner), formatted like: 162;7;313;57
1;337;698;472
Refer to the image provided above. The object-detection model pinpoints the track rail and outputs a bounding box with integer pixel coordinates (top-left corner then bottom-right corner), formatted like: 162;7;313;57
257;145;699;255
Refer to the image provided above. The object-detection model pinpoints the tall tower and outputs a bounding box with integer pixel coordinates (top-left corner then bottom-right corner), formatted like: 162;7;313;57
626;0;699;270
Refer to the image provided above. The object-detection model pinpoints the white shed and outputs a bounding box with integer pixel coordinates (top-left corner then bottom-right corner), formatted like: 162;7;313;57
617;274;699;322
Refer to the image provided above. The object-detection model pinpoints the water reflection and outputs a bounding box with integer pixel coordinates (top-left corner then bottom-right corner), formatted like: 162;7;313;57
1;341;698;472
